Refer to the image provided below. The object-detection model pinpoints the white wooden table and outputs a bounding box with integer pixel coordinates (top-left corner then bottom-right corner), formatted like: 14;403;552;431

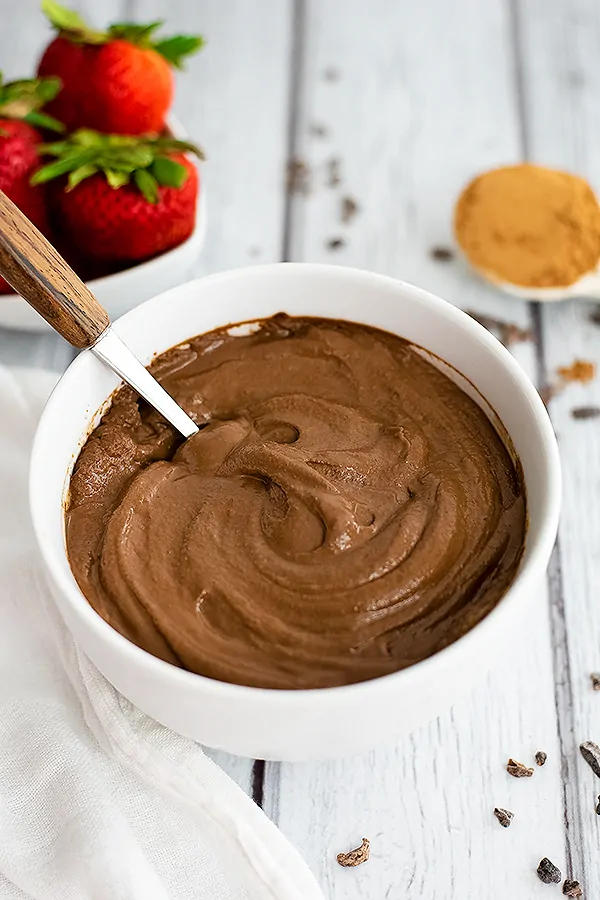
4;1;600;896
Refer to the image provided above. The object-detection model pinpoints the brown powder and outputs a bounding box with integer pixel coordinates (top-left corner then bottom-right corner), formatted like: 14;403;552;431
558;360;596;384
454;164;600;288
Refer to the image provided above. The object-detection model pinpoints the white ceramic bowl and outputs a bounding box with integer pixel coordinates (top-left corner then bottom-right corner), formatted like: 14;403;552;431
29;264;561;761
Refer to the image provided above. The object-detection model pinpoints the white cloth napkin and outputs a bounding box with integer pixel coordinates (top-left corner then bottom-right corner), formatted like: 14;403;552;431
0;365;325;900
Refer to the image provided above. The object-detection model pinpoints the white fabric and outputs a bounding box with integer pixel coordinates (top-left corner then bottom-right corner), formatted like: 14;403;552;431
0;365;325;900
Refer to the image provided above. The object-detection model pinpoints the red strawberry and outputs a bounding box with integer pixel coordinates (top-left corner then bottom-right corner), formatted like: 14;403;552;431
0;74;63;293
33;130;203;263
38;1;204;136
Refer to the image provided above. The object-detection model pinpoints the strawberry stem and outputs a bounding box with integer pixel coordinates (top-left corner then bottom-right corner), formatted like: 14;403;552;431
42;1;205;65
0;73;64;131
31;128;203;203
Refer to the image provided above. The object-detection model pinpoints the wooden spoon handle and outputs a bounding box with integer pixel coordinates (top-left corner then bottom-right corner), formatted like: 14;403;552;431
0;190;110;348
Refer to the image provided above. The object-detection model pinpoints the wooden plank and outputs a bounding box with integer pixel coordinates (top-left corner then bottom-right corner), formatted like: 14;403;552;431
286;0;536;372
262;1;566;896
516;0;600;891
133;0;294;276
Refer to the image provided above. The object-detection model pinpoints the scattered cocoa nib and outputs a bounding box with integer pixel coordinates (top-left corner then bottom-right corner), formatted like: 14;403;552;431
309;122;328;138
430;245;455;262
595;795;600;815
286;158;310;195
326;237;345;251
580;741;600;778
563;879;583;898
341;196;359;224
465;310;532;349
327;157;342;187
557;360;596;384
536;751;547;766
323;65;340;82
337;837;370;867
572;406;600;420
507;758;534;778
590;673;600;691
537;858;562;884
493;807;514;828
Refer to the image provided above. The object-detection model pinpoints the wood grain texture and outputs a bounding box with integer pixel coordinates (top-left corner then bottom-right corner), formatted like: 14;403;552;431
0;192;110;348
516;0;600;891
1;0;598;896
262;1;567;897
132;0;294;276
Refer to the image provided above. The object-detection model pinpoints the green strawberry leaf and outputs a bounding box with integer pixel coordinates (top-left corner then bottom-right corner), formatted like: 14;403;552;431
37;139;70;155
151;156;189;188
0;75;64;125
104;168;130;189
33;129;201;203
67;163;98;189
154;136;205;159
35;75;62;103
102;145;155;169
31;148;98;184
108;21;164;46
41;0;107;43
23;110;65;132
134;168;159;204
153;35;205;68
42;0;87;32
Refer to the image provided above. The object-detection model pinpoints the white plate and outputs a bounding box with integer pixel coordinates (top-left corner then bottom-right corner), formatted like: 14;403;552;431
0;117;206;333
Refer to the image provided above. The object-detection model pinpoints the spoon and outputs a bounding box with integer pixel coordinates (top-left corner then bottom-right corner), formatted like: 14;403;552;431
486;267;600;302
0;190;198;439
459;251;600;302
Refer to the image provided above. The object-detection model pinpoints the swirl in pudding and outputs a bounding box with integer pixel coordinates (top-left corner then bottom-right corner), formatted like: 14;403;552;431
66;315;526;689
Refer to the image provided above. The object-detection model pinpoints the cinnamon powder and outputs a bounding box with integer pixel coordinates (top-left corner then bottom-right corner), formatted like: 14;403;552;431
454;164;600;288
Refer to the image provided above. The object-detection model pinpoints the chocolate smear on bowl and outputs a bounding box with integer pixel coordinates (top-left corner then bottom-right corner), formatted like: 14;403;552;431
337;838;370;867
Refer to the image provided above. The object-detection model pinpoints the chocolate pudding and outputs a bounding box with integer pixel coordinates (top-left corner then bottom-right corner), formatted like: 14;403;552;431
66;315;526;689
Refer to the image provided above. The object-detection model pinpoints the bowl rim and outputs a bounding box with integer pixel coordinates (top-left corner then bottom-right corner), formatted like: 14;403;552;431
29;262;562;706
